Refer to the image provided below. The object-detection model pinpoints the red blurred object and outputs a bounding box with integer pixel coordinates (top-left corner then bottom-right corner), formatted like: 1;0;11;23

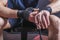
33;35;48;40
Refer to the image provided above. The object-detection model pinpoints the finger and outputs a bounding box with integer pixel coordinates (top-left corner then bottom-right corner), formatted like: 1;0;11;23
35;14;39;24
37;15;41;29
37;14;45;29
46;14;50;26
44;11;50;26
35;14;42;29
35;14;39;28
37;23;41;29
30;11;38;17
41;22;45;29
42;15;48;29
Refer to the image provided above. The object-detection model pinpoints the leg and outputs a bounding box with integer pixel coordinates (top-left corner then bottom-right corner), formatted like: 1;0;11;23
0;17;11;40
48;15;60;40
0;17;5;40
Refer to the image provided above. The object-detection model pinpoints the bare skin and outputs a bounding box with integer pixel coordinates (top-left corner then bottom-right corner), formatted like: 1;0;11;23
48;15;60;40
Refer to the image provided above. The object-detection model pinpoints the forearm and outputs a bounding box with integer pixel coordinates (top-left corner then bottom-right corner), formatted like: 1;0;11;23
0;5;36;22
0;5;18;18
47;0;60;13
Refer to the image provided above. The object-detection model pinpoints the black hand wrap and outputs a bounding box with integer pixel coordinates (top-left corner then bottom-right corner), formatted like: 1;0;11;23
17;7;34;20
43;6;52;14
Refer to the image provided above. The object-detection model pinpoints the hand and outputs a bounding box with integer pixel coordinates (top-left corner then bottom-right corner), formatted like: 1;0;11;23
28;8;39;23
35;10;50;29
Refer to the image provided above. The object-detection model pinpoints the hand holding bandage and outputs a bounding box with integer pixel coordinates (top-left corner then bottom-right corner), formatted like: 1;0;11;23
17;7;39;23
35;7;52;29
35;10;50;29
17;7;52;29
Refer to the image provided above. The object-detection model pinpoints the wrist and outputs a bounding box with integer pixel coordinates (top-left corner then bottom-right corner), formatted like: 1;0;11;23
42;6;52;14
17;7;34;20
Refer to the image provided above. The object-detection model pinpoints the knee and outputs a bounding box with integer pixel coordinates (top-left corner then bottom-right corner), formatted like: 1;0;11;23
50;15;60;21
49;15;60;24
49;15;60;40
49;15;60;30
0;17;5;29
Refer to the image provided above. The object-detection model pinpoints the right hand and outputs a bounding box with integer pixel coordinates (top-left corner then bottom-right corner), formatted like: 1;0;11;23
35;10;50;29
28;8;39;23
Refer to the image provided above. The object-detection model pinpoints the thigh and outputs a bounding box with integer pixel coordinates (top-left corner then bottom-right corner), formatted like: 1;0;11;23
48;15;60;40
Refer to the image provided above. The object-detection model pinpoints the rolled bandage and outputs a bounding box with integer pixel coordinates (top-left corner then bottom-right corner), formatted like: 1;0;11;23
17;7;34;20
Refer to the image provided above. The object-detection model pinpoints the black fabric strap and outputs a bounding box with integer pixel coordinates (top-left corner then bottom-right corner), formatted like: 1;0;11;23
17;7;34;20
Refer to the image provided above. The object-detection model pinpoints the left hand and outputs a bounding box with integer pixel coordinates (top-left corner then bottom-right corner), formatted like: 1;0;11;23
35;10;50;29
28;8;39;23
